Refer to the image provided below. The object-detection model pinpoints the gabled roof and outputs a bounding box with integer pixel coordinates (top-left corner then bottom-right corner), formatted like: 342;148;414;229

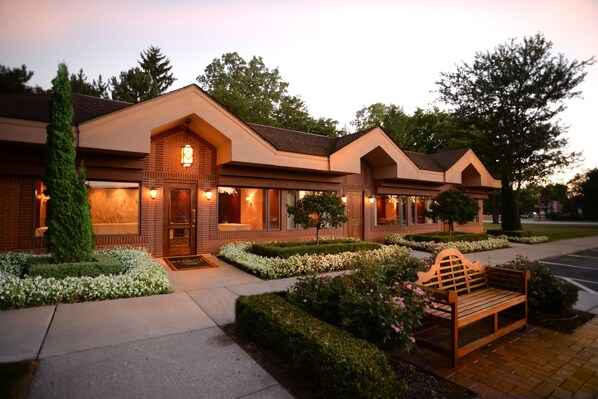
404;148;470;172
248;123;374;157
0;93;132;124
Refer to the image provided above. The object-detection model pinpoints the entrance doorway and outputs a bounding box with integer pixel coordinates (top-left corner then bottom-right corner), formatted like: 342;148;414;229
164;182;197;257
346;191;363;240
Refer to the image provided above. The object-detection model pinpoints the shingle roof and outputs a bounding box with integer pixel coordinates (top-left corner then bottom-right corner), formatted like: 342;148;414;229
404;148;470;172
247;123;373;157
0;93;132;124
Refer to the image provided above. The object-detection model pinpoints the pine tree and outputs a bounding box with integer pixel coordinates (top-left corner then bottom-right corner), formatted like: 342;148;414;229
44;63;94;263
138;45;176;98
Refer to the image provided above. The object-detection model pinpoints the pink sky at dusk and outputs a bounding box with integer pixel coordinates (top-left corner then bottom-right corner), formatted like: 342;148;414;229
1;0;597;181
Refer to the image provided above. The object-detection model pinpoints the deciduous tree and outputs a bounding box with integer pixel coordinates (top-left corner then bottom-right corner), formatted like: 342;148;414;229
436;33;594;231
286;191;348;244
427;189;479;235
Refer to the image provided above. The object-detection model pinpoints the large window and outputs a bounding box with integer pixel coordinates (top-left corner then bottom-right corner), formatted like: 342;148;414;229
34;179;140;236
375;195;408;226
411;196;434;225
217;187;280;231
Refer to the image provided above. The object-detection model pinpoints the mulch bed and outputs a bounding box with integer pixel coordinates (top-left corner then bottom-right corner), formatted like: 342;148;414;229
530;309;595;334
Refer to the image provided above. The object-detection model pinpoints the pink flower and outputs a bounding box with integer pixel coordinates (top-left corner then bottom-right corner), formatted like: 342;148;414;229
391;324;401;333
392;296;406;309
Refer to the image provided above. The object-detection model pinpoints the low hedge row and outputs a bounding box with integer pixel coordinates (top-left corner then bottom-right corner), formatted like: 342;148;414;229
487;229;533;238
406;232;488;243
27;255;122;279
236;293;404;399
250;241;381;259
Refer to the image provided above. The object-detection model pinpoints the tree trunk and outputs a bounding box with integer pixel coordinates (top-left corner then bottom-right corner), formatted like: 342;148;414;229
500;179;522;231
491;194;500;224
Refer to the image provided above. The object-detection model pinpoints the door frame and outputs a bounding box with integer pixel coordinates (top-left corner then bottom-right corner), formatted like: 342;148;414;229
163;182;197;257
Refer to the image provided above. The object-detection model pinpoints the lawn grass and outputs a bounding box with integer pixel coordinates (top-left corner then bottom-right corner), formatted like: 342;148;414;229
484;222;598;241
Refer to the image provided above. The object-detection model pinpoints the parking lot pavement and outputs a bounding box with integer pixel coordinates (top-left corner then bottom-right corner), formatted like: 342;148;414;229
539;248;598;293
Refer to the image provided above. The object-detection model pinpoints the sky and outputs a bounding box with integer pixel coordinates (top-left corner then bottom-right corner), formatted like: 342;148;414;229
1;0;597;183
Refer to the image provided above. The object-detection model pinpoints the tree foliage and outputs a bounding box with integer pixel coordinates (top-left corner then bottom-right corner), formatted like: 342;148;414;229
427;189;479;235
436;33;594;230
70;69;108;98
197;52;341;137
44;63;94;263
286;191;348;244
569;168;598;220
351;103;469;153
0;64;43;93
110;46;175;103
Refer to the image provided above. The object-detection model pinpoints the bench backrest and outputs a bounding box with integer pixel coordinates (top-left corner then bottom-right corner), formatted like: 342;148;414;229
416;248;486;295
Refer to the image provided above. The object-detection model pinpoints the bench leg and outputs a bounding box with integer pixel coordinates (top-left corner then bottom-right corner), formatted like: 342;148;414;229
451;320;458;367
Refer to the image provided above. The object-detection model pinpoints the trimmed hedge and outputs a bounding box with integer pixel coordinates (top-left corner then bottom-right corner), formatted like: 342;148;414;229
250;241;381;258
236;293;404;398
487;229;533;238
27;254;122;279
406;232;488;243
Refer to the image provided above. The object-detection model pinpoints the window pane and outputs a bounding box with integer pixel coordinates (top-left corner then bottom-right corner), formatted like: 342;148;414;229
218;187;273;231
87;181;139;235
269;189;280;230
399;196;408;226
170;189;191;224
34;179;49;237
375;195;399;225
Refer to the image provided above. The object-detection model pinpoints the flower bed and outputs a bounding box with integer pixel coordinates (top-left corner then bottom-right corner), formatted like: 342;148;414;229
385;233;510;253
0;248;171;310
499;235;549;244
219;241;410;279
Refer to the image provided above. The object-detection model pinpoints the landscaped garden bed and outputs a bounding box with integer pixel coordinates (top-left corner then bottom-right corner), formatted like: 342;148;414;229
385;233;510;253
219;239;410;279
249;238;381;258
0;247;171;310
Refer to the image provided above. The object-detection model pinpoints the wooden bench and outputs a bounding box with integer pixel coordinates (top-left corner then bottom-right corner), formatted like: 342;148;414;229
415;248;530;366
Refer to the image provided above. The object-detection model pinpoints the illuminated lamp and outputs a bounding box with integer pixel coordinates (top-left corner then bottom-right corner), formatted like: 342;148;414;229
368;195;375;204
149;187;157;200
181;118;193;168
341;195;347;203
205;190;212;200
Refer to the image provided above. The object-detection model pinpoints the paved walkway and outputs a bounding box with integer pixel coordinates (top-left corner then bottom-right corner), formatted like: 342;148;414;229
0;236;597;398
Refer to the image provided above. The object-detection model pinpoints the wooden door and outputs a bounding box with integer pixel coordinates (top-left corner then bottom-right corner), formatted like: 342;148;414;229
346;191;363;240
164;182;196;257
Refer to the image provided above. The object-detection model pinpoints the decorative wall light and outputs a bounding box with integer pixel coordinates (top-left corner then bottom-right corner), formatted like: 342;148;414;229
149;187;157;200
341;195;347;203
368;195;375;204
205;190;212;200
181;118;193;168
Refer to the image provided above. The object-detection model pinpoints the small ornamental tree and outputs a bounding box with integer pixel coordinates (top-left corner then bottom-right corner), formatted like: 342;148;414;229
286;191;348;244
44;63;94;263
428;189;479;235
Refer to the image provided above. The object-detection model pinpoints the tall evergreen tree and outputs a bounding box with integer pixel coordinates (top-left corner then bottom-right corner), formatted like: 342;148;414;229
0;64;44;93
139;45;176;98
44;63;94;263
70;69;109;98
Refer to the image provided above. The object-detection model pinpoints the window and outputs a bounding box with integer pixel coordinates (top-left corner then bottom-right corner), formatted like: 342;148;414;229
34;179;140;236
375;195;409;226
217;187;281;231
411;196;435;225
286;190;320;230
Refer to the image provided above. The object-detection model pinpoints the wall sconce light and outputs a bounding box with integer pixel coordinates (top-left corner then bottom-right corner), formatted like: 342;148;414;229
149;187;157;200
341;195;347;203
205;190;212;200
181;119;193;168
368;195;375;205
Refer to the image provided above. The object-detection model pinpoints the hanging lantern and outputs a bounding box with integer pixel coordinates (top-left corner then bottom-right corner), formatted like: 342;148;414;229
181;144;193;167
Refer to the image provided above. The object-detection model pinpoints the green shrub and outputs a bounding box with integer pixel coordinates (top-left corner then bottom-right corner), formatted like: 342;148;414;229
407;232;488;243
27;255;121;279
287;252;429;351
0;252;31;277
487;229;532;237
498;256;578;313
250;241;381;258
236;293;404;399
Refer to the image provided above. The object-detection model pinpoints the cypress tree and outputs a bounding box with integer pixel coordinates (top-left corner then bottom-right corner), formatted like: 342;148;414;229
44;63;94;263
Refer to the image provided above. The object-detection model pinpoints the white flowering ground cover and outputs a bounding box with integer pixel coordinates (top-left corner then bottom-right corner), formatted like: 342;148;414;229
385;233;511;253
0;248;171;310
219;242;411;279
498;235;550;244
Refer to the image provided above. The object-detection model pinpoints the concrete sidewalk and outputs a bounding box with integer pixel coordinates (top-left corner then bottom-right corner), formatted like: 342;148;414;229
1;236;597;398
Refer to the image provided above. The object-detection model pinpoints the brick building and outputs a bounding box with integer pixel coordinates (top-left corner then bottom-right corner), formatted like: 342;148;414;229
0;85;499;257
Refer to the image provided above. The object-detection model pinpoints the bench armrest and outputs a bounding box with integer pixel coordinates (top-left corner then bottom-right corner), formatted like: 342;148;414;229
416;284;457;304
486;267;530;294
